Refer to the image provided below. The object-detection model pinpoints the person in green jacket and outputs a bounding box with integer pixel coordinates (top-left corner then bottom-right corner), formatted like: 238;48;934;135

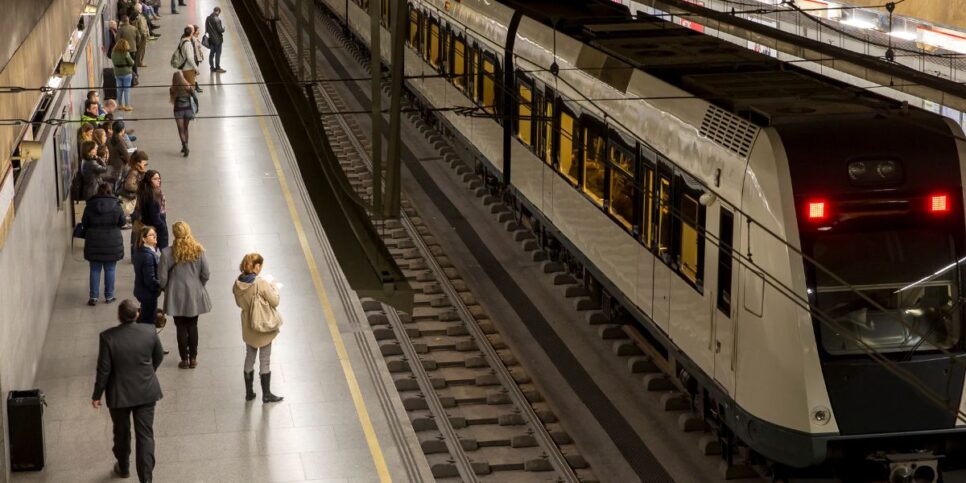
112;39;136;111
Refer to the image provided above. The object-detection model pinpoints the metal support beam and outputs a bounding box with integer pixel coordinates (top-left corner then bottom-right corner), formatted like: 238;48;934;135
501;13;523;188
384;0;406;219
370;0;383;216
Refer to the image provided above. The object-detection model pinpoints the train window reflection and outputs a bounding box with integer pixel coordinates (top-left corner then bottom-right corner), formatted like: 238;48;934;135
642;167;654;248
610;171;634;229
559;111;577;184
582;128;605;205
453;38;466;91
408;8;418;47
430;23;441;69
481;58;496;113
420;16;430;59
811;230;961;355
679;193;700;283
608;145;634;229
542;99;554;165
517;83;532;147
657;176;672;259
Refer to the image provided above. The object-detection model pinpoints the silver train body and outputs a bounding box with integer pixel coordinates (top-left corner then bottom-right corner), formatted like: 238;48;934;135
317;0;966;473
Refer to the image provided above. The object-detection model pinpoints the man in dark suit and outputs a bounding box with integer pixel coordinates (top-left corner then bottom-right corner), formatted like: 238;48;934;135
91;299;164;483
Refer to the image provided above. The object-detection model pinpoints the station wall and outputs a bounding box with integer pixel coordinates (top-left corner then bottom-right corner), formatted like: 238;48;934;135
0;6;107;480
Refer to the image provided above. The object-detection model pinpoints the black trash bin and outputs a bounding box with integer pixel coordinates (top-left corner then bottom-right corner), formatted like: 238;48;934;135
7;390;46;471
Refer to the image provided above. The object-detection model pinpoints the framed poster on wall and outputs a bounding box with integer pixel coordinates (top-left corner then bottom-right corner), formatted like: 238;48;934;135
53;108;75;209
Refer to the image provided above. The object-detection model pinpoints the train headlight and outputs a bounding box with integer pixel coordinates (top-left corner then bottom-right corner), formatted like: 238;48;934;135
877;160;898;179
848;161;867;180
811;406;832;426
847;159;903;185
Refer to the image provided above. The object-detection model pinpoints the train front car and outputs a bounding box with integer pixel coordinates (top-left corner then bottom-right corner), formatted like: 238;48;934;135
782;111;966;479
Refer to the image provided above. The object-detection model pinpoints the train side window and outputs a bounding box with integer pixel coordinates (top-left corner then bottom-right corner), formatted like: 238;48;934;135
641;165;654;248
420;15;430;59
517;79;533;147
582;122;605;206
541;91;554;165
675;172;706;288
407;6;418;48
429;21;441;69
453;36;466;91
468;45;478;100
558;108;578;185
679;193;701;283
656;175;672;261
608;142;635;230
717;209;735;315
481;55;496;114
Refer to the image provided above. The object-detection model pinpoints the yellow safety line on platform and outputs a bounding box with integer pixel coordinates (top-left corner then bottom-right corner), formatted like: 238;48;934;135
224;5;393;482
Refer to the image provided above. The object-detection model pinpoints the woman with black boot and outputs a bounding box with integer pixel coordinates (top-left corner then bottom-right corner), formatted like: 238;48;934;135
232;253;284;403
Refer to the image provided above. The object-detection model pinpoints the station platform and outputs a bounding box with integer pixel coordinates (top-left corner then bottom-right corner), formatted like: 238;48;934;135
12;1;430;481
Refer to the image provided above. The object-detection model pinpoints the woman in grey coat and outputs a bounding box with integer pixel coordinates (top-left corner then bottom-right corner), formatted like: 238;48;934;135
159;221;211;369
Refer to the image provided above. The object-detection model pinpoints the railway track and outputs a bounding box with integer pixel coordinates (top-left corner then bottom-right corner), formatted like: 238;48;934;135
271;4;597;481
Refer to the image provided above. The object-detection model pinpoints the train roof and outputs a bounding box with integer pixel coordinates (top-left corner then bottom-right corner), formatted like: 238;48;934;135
505;0;904;126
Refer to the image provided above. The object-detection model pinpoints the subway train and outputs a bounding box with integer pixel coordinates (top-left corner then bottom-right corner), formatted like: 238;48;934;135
315;0;966;478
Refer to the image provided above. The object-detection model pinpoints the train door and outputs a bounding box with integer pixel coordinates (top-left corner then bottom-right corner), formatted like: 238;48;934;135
652;157;674;333
713;206;737;394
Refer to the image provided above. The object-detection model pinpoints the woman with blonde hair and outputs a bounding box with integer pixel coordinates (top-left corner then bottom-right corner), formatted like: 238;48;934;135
111;38;135;110
159;221;211;369
233;253;283;403
169;70;198;156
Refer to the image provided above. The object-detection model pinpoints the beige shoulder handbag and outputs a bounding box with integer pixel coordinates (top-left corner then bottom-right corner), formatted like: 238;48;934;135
250;282;282;333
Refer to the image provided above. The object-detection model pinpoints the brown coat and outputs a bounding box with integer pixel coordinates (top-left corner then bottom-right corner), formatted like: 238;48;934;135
232;276;280;348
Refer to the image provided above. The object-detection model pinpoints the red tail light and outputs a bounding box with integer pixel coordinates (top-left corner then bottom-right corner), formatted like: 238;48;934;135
929;194;950;213
807;200;827;220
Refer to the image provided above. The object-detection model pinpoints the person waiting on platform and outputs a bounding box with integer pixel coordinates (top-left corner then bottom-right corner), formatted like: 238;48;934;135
176;27;200;89
133;226;162;326
80;141;107;201
132;4;151;68
82;183;126;306
91;299;163;483
205;7;226;73
169;70;198;156
86;90;106;117
160;221;211;369
233;253;284;403
111;38;136;111
190;24;205;92
134;170;168;251
119;151;149;222
81;99;104;124
108;120;134;182
93;127;108;148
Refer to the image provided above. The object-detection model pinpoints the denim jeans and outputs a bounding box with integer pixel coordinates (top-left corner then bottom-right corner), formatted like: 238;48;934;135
89;261;117;300
209;41;223;70
116;73;133;106
170;0;177;12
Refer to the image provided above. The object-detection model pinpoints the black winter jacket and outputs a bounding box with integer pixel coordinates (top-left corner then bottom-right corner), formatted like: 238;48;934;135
133;246;161;301
81;158;108;201
138;197;168;249
82;195;125;262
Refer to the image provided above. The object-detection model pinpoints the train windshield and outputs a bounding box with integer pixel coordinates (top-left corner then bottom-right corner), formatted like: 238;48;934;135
810;229;962;356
